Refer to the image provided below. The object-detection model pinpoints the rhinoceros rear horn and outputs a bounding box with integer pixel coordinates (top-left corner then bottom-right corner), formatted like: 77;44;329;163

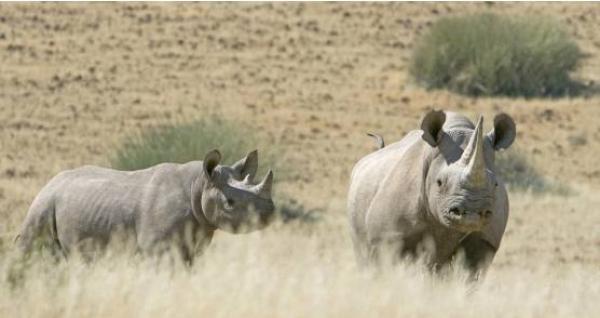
421;110;446;147
461;116;487;187
231;150;258;181
255;170;273;199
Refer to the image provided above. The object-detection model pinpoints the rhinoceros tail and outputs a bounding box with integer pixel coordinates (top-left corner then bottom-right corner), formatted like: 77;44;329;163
367;133;385;150
48;202;65;257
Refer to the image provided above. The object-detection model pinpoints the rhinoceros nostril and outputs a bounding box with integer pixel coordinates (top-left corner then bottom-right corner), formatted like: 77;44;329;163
478;210;492;218
449;207;461;216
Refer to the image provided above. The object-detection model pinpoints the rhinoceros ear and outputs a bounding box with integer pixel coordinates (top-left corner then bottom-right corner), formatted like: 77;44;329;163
231;150;258;181
420;110;446;147
203;149;222;179
487;113;516;150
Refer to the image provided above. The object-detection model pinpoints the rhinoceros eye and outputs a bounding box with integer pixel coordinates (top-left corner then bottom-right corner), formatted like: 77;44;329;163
436;179;442;187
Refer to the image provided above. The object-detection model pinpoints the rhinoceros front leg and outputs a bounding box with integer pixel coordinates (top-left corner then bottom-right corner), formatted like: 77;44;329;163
454;232;497;280
184;229;214;266
365;232;411;267
172;229;215;266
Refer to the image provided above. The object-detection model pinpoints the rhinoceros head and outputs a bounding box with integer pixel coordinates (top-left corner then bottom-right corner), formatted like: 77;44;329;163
197;149;275;233
420;111;516;233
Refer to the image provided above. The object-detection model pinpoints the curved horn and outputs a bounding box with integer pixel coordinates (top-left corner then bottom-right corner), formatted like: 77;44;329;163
461;116;487;187
254;170;273;199
231;150;258;181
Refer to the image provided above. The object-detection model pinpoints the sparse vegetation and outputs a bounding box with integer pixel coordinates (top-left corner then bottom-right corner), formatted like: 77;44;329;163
411;13;582;97
111;117;269;171
276;196;322;223
496;149;569;194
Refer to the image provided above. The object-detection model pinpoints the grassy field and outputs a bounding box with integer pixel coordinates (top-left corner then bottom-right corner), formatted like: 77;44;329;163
0;3;599;317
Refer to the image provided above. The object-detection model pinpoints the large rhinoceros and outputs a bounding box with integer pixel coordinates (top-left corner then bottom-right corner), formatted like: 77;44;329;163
16;149;275;262
348;111;516;276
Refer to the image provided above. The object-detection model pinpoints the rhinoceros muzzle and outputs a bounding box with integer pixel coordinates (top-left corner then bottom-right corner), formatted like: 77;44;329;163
257;202;276;226
444;206;492;232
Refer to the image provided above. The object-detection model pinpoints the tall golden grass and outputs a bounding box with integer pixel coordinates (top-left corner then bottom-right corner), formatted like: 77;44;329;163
1;190;598;318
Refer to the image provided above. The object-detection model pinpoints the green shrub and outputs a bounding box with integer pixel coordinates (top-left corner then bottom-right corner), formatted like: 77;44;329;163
111;117;275;172
410;13;582;97
276;196;322;224
495;149;569;194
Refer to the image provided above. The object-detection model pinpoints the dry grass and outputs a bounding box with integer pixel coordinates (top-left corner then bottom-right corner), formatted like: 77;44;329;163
1;191;598;318
2;190;599;318
0;3;599;317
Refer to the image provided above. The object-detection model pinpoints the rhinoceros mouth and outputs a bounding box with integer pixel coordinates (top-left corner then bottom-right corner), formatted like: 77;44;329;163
443;211;489;232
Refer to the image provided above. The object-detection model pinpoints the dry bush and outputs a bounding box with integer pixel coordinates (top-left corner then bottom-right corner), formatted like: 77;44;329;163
411;13;582;97
110;117;276;172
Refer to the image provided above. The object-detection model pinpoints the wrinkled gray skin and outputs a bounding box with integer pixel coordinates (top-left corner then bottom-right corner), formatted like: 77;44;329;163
348;111;516;277
16;149;275;263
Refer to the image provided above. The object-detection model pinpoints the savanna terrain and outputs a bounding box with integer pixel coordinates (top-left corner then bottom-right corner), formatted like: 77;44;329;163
0;2;598;317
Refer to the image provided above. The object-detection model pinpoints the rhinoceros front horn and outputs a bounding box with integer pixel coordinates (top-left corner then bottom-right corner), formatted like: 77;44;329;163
255;170;273;199
460;116;487;187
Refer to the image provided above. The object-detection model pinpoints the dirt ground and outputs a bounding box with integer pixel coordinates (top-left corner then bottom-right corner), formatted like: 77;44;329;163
0;3;598;317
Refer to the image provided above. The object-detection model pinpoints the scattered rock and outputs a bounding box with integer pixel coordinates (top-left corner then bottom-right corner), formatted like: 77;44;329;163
567;134;587;147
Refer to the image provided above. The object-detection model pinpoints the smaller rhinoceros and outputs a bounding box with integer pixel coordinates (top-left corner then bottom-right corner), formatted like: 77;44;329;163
348;111;516;278
16;149;275;262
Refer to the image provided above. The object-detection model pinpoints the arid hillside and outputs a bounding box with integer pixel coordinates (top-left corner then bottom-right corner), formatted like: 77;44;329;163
0;3;598;318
